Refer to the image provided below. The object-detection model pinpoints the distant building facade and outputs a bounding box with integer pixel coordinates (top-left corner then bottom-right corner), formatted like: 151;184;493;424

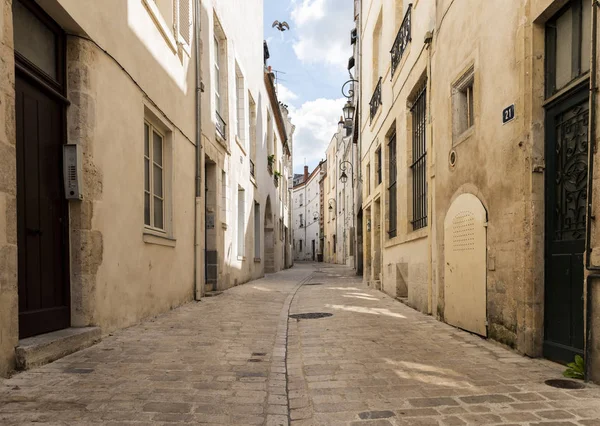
292;165;322;261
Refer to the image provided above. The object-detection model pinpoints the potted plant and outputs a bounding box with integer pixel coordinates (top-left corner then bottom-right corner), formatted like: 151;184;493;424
267;154;275;175
273;170;282;187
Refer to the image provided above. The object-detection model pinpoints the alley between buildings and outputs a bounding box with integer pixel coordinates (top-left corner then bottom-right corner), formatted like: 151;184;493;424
0;264;599;425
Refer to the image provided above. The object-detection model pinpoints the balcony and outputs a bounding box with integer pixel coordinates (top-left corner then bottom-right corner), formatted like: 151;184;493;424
391;4;412;77
370;77;382;123
216;111;227;140
250;160;255;178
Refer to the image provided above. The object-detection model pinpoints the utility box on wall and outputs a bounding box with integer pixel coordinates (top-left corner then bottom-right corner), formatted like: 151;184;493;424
63;144;83;200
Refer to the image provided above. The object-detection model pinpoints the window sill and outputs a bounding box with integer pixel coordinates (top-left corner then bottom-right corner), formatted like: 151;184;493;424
254;257;261;263
141;0;177;54
369;106;383;130
237;256;246;261
143;232;176;247
453;126;475;148
235;136;247;156
384;227;427;249
250;174;257;188
215;128;230;153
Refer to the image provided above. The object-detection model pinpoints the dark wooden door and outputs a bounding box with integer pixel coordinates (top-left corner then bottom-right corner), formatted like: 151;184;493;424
543;85;588;363
16;73;70;338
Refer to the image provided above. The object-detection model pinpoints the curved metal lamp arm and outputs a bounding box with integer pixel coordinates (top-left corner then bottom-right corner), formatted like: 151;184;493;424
341;79;359;99
339;160;353;175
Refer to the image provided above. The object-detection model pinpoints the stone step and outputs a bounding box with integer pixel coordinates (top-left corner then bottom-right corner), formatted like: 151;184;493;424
15;327;101;371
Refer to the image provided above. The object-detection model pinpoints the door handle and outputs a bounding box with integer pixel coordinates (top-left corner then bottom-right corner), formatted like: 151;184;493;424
26;228;43;236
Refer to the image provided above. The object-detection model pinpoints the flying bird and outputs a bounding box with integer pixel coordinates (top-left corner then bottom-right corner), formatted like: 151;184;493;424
272;20;290;32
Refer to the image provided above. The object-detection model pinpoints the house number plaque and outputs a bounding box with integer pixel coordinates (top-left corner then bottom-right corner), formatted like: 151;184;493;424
502;104;515;124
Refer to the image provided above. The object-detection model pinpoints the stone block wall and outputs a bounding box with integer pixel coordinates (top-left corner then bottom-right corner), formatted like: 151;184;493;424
0;0;16;377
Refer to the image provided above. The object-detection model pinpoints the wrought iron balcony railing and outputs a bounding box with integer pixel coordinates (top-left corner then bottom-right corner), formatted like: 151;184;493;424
250;159;255;177
390;4;412;77
370;77;382;123
216;111;227;140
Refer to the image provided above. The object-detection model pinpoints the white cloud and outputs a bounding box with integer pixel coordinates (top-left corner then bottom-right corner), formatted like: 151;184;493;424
290;0;353;69
291;0;326;26
276;83;298;103
288;97;345;173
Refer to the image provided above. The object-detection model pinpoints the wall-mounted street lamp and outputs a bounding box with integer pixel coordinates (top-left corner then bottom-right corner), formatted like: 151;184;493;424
328;198;336;212
339;160;352;184
341;78;358;130
343;100;355;123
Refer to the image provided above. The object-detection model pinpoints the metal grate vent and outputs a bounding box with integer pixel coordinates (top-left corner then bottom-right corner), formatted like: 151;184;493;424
452;211;475;252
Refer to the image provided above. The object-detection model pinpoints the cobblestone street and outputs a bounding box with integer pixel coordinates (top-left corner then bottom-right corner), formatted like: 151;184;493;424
1;263;599;425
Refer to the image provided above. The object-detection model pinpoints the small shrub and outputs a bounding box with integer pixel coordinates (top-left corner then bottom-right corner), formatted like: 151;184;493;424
563;355;585;380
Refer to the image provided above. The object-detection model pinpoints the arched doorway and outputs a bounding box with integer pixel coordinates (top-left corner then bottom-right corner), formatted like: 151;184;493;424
444;193;487;336
264;196;275;273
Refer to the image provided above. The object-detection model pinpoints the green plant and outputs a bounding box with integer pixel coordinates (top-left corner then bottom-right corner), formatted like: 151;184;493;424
563;355;585;380
267;154;275;164
273;171;282;178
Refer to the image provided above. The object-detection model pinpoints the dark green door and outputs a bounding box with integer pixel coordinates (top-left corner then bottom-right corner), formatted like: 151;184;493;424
543;85;588;363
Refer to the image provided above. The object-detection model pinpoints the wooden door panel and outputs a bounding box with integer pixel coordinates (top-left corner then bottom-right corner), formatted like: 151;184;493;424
444;193;487;336
16;73;69;338
543;86;587;363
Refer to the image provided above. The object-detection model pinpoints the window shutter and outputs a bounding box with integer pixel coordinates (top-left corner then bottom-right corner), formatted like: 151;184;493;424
178;0;191;45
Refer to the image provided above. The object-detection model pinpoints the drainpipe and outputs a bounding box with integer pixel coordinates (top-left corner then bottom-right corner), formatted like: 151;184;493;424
585;0;599;382
193;0;203;301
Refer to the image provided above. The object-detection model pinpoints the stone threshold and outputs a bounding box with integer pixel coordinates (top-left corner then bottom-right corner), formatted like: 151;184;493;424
15;327;101;371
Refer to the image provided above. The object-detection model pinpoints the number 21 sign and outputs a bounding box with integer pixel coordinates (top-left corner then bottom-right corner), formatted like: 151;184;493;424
502;104;515;124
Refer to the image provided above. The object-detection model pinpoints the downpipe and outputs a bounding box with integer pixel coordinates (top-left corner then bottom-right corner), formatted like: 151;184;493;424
193;0;203;301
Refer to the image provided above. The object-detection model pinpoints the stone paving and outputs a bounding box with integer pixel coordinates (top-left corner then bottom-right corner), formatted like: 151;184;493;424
0;263;599;425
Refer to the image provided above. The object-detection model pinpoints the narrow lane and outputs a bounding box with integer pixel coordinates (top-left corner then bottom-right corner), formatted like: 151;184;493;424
288;265;600;425
0;263;599;425
0;265;315;425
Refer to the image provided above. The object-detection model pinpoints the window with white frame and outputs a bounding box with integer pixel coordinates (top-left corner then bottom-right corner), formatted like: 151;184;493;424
176;0;192;46
452;66;475;142
254;202;260;258
214;36;222;115
235;64;246;147
237;187;245;257
144;121;165;231
213;15;228;141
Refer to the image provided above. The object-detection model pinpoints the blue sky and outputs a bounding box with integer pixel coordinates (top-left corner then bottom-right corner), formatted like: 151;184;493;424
263;0;354;173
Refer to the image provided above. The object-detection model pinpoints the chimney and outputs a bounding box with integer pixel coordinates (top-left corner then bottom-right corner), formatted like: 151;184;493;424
338;116;344;132
304;166;309;182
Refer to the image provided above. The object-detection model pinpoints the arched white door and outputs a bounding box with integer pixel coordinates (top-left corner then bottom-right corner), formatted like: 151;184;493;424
444;193;487;336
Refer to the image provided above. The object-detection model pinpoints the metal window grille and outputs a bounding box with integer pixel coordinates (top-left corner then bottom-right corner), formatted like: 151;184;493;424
388;132;397;238
370;77;382;122
390;4;412;77
410;82;427;230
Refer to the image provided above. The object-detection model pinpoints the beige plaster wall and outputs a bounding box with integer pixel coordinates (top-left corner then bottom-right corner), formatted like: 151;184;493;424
431;1;535;351
0;0;17;377
359;0;434;309
40;0;199;333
